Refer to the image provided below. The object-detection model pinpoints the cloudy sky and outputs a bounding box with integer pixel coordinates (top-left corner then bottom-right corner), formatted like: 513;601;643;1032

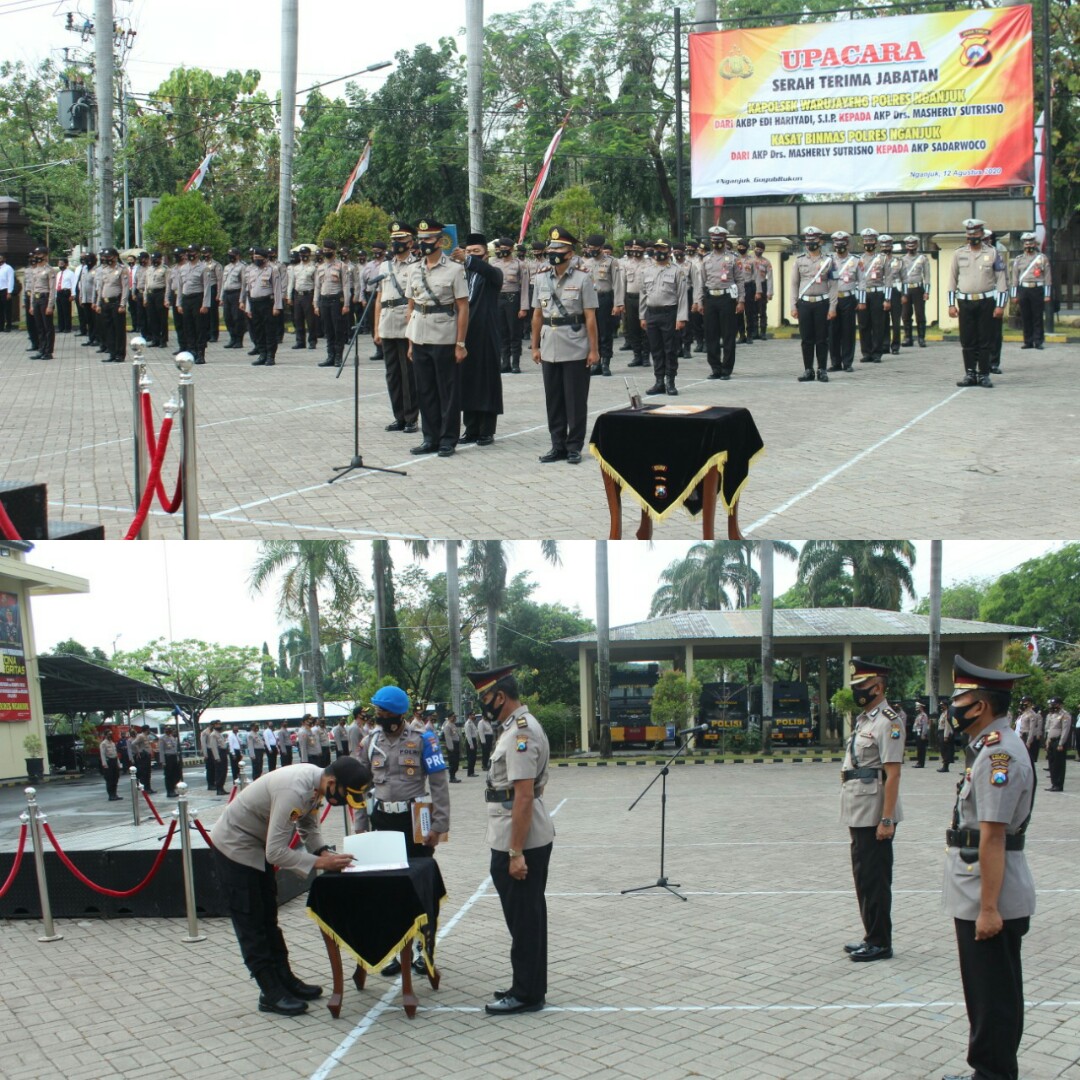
20;540;1062;658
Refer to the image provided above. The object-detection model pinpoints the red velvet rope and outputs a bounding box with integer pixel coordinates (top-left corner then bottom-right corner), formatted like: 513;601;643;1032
0;500;22;542
42;820;177;898
139;392;183;514
0;824;27;898
124;413;174;540
141;788;165;826
320;802;332;824
227;785;238;804
193;819;215;850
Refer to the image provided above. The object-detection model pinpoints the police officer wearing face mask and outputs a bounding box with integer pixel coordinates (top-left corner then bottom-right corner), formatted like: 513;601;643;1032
619;238;648;367
244;247;283;367
856;227;888;363
692;224;747;380
839;658;904;962
580;233;624;377
93;248;129;363
828;231;859;372
948;219;1007;388
789;227;837;383
176;243;213;364
374;222;420;433
211;754;368;1015
879;235;905;355
26;246;56;360
221;248;248;350
639;237;688;396
144;252;169;348
352;683;450;977
1010;232;1051;350
492;237;528;374
467;665;553;1015
313;239;352;368
900;235;930;348
941;656;1034;1080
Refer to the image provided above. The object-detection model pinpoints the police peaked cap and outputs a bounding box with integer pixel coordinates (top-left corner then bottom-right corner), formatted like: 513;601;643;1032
466;665;517;695
585;233;606;247
547;225;577;246
389;221;416;237
849;657;890;684
496;237;514;248
951;654;1029;696
416;218;444;234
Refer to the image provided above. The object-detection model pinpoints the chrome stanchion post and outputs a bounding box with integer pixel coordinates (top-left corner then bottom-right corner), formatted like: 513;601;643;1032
23;788;62;942
343;804;354;836
129;765;142;826
237;757;248;791
131;336;150;540
175;352;199;539
174;783;206;943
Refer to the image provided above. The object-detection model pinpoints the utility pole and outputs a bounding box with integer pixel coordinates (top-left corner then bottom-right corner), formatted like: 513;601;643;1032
278;0;299;256
928;541;942;715
95;0;114;248
466;0;484;231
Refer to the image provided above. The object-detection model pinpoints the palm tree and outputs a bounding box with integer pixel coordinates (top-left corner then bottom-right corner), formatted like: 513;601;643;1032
249;541;361;721
649;541;798;615
797;541;917;610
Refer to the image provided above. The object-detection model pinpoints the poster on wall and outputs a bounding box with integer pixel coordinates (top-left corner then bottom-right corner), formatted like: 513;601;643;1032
0;592;30;723
689;6;1033;198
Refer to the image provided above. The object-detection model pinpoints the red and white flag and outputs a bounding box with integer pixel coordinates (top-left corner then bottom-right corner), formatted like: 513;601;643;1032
1033;109;1048;251
518;111;571;245
337;138;372;213
184;149;217;192
1026;634;1039;666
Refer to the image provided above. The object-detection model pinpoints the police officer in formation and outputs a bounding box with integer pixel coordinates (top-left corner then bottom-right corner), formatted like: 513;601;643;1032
1010;232;1051;350
405;217;470;457
202;246;223;343
1015;693;1043;765
220;248;247;350
77;252;99;348
879;235;905;355
492;238;528;374
467;665;554;1015
948;218;1008;388
941;656;1036;1080
142;252;169;348
619;238;647;367
984;230;1008;373
856;227;889;363
176;243;213;364
94;248;129;363
166;248;186;352
373;221;420;434
99;724;121;801
531;225;599;465
671;241;693;358
751;240;773;340
639;236;687;396
789;226;836;382
692;224;746;380
285;245;317;351
25;246;56;360
581;233;624;377
839;658;903;963
828;230;859;371
242;247;283;367
158;725;182;798
313;239;351;368
734;236;757;344
900;234;931;348
1043;696;1071;792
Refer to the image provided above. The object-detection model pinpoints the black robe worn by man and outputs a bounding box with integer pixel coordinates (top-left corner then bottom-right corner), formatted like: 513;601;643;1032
455;234;504;445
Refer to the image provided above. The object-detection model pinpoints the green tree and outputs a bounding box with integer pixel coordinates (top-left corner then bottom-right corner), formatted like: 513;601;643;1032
142;191;229;254
797;541;916;609
914;577;990;621
112;639;260;725
317;201;393;253
536;185;609;246
44;638;110;663
249;541;362;721
650;669;702;731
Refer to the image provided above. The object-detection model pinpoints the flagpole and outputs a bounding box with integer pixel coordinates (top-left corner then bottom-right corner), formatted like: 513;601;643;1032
467;0;484;231
1040;0;1054;333
278;0;299;256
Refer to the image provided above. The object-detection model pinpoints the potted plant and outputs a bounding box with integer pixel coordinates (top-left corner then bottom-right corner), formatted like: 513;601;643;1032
23;733;45;782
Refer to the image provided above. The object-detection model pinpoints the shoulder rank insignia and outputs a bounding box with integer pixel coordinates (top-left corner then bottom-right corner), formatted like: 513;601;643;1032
881;705;898;721
516;716;529;729
989;752;1010;785
983;731;1002;746
516;740;528;752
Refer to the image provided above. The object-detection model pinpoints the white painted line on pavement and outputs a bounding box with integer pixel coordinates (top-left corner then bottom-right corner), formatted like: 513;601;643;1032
535;886;1080;898
744;388;965;533
309;798;568;1080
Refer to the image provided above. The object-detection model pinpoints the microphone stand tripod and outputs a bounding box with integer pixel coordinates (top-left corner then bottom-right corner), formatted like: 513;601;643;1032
327;297;407;484
621;729;699;901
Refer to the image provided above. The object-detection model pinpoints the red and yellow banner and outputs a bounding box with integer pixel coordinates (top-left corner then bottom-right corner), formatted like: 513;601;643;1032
690;6;1033;198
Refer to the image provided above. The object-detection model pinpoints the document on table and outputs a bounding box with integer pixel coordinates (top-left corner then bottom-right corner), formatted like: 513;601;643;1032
342;830;409;872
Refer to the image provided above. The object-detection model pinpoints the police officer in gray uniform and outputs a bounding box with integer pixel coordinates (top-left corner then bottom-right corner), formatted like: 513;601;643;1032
221;248;247;349
158;725;182;797
1044;696;1071;792
1010;232;1051;350
620;239;647;367
941;655;1035;1080
856;227;888;363
692;225;746;380
176;243;213;364
467;665;554;1015
900;235;931;348
639;237;688;396
828;231;860;372
373;221;420;434
839;658;904;962
790;226;837;382
99;725;121;801
211;756;368;1015
1015;694;1043;765
532;226;599;465
947;219;1008;388
580;233;624;377
492;238;528;373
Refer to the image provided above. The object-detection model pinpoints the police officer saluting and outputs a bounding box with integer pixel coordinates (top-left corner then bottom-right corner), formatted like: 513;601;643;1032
790;226;836;383
941;656;1035;1080
839;658;903;962
1011;232;1051;350
948;218;1008;388
467;665;553;1015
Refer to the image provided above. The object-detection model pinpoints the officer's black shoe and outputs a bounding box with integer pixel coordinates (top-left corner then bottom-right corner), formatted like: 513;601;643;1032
511;363;521;373
827;364;843;371
1020;343;1033;349
850;944;892;962
264;358;276;366
902;338;913;347
458;431;477;444
706;371;723;379
601;361;611;376
485;995;545;1015
817;369;829;382
258;989;308;1016
719;372;731;380
645;382;665;395
437;446;455;457
890;346;900;354
737;335;748;344
941;1073;975;1079
979;376;993;388
410;442;437;455
843;363;853;372
492;988;512;1000
539;448;567;463
665;379;678;396
956;371;978;387
291;343;306;350
279;970;323;1000
247;348;260;356
380;958;403;977
567;450;582;464
619;342;632;351
411;954;428;975
1035;343;1044;350
917;339;926;348
251;357;267;366
81;340;95;346
28;353;42;360
628;357;646;368
386;420;407;432
989;365;1001;374
100;355;115;363
194;356;206;365
681;348;691;359
500;363;511;373
108;795;123;801
317;357;336;367
308;343;317;350
589;364;603;376
693;342;705;353
797;369;815;382
449;777;462;783
843;941;867;954
403;423;418;434
936;766;949;773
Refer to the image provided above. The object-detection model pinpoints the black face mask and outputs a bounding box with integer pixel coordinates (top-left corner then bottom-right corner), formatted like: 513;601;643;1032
948;698;983;732
479;693;504;724
654;252;668;261
254;258;266;268
418;240;439;255
630;251;643;259
711;241;725;250
496;249;511;258
835;243;848;253
584;248;598;258
391;241;409;255
968;238;982;248
863;243;876;252
548;250;569;266
806;241;820;251
853;684;878;709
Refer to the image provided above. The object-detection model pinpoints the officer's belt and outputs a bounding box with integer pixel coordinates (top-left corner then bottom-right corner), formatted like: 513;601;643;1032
956;292;993;301
415;302;455;315
319;292;345;300
905;284;924;290
646;305;677;314
841;767;885;782
798;294;828;304
546;316;582;328
31;292;50;299
223;287;241;293
706;287;737;297
946;828;1026;851
380;297;408;309
498;292;521;301
294;289;314;296
1018;282;1043;289
485;786;515;803
146;287;165;293
864;286;886;293
373;798;413;814
837;290;855;298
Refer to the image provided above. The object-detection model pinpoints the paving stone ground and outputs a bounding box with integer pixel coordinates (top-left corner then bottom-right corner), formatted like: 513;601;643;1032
1;761;1077;1080
2;329;1078;540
